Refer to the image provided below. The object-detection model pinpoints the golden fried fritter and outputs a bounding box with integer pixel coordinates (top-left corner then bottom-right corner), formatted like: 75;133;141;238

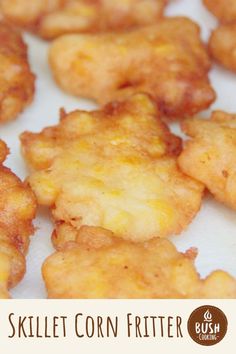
178;111;236;210
203;0;236;24
0;139;36;298
0;0;167;40
0;144;36;254
0;21;35;123
42;226;236;299
209;23;236;72
0;0;64;29
204;1;236;72
49;17;215;118
21;94;204;245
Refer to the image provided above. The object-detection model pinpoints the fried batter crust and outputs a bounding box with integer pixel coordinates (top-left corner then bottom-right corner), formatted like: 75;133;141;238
203;0;236;24
49;17;215;118
178;111;236;210
21;94;204;245
209;23;236;72
0;21;35;122
0;0;167;39
0;240;25;298
0;140;36;298
42;226;236;299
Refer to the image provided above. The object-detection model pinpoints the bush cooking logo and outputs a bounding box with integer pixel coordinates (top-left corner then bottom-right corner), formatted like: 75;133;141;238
187;305;228;346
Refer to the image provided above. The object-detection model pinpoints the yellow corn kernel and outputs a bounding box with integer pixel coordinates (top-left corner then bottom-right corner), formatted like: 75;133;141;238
110;135;129;145
105;211;131;234
105;189;123;198
131;94;157;116
118;155;142;165
30;173;58;205
6;190;32;219
85;178;104;189
148;136;166;156
108;254;127;266
118;45;128;56
60;158;82;170
0;253;10;284
154;44;176;55
93;164;105;174
71;5;96;18
148;199;175;229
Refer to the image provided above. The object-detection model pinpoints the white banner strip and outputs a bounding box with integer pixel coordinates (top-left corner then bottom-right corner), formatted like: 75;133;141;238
0;300;235;353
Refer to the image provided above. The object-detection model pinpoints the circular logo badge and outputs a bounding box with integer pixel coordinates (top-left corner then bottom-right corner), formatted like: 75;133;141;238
187;305;228;346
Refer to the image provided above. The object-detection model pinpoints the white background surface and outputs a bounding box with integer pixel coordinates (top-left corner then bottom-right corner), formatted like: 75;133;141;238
1;0;236;298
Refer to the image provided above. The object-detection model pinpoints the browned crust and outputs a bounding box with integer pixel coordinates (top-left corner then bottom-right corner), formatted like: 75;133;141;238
0;21;35;122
